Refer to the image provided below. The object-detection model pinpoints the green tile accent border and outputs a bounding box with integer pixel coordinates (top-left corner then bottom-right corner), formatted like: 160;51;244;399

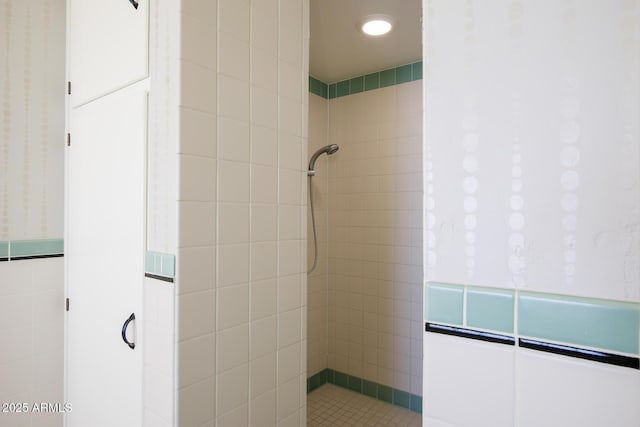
309;76;328;99
307;369;422;414
145;251;175;278
425;282;464;326
424;281;640;357
8;239;64;259
466;287;515;333
308;61;423;99
518;292;640;355
0;241;8;259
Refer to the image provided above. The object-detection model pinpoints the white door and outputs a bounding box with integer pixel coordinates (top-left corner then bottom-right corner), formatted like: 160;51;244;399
68;0;148;107
65;84;146;427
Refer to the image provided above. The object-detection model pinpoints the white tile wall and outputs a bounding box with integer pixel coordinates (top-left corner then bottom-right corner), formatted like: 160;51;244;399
307;81;423;395
0;259;64;427
175;0;309;426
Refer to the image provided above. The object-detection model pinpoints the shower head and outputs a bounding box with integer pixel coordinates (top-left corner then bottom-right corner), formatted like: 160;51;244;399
308;144;339;176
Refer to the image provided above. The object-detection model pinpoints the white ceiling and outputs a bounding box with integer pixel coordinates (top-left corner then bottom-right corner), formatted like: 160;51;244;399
309;0;423;84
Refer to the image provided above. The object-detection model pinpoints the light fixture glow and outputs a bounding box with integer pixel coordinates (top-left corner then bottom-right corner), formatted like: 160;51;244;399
361;15;393;36
362;19;392;36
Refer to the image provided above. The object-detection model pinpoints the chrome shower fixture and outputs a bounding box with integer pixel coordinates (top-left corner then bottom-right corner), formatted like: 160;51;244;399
307;144;339;176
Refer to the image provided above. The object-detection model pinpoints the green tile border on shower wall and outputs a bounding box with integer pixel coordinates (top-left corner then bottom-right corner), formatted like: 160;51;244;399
9;239;64;259
466;287;515;334
425;282;464;326
307;369;422;414
145;251;175;278
314;61;423;100
309;76;328;99
518;292;640;355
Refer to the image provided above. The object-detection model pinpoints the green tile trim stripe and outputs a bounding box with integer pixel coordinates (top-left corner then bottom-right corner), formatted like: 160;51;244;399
467;287;514;333
309;76;328;99
145;251;175;278
518;292;640;355
309;61;423;99
425;282;464;326
0;241;8;259
3;239;64;260
307;368;422;414
424;281;640;357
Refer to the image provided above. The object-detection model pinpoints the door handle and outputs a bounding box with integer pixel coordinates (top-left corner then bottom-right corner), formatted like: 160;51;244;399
129;0;139;10
121;313;136;349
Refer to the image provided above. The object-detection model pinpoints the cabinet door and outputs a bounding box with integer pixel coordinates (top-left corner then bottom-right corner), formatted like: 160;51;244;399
68;0;148;107
65;84;146;427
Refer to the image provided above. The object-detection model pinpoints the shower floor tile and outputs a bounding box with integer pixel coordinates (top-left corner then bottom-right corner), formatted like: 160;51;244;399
307;384;422;426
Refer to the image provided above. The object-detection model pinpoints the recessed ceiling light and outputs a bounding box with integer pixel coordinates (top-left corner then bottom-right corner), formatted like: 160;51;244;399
361;15;394;36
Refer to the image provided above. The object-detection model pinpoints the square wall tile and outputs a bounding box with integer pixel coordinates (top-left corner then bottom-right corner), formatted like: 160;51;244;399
179;201;216;247
337;80;350;97
181;61;216;114
218;32;249;81
276;377;299;421
217;324;249;372
218;203;250;244
364;73;379;91
217;244;249;286
518;292;639;354
179;107;216;158
278;309;302;348
218;117;250;162
179;155;216;202
178;291;215;341
350;76;364;94
217;284;249;330
396;64;412;84
178;375;215;426
250;125;278;166
251;279;277;321
379;68;396;88
425;282;463;325
252;316;277;359
219;0;250;42
251;242;277;281
251;353;277;398
251;165;278;204
218;74;250;122
217;364;249;415
177;246;215;295
218;160;250;203
251;389;276;426
179;334;215;388
278;342;301;385
424;333;514;427
251;85;278;129
251;49;278;92
218;404;248;427
518;349;640;427
180;13;216;70
466;287;514;333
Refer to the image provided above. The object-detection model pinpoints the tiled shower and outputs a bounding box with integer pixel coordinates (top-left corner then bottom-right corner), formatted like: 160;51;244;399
307;66;424;411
